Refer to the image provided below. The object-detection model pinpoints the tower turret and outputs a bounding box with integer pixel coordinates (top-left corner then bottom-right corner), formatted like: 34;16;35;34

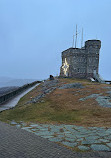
85;40;101;52
85;40;101;78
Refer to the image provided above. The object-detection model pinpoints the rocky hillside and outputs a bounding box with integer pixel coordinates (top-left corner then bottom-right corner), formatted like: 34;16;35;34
0;78;111;127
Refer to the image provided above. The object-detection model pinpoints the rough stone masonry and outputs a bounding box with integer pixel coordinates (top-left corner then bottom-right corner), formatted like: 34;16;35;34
60;40;101;79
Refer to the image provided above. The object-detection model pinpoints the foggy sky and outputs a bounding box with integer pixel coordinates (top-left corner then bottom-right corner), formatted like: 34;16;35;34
0;0;111;80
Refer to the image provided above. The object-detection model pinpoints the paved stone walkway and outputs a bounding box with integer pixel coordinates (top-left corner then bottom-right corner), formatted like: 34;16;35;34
10;121;111;152
1;122;111;158
0;84;39;112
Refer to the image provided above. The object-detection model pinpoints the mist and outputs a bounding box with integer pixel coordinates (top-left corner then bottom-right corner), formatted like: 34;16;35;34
0;0;111;80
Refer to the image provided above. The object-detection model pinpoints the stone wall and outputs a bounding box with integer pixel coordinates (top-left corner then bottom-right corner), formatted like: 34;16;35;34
0;81;41;105
60;40;101;79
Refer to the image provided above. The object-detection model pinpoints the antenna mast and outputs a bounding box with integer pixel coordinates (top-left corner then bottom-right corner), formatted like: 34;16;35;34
81;28;83;48
75;25;77;48
72;30;74;48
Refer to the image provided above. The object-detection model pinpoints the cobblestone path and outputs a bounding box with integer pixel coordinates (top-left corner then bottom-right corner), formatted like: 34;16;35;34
1;121;111;158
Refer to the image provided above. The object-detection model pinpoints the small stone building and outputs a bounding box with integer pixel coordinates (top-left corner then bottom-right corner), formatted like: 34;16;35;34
60;40;101;79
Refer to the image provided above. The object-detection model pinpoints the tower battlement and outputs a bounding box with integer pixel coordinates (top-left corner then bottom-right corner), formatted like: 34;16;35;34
60;40;101;79
85;40;101;47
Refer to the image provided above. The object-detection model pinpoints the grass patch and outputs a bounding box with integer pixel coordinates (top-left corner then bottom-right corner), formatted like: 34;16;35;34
0;99;84;124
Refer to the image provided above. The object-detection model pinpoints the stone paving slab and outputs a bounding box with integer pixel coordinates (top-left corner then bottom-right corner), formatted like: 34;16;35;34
79;91;111;108
1;121;111;158
13;121;111;152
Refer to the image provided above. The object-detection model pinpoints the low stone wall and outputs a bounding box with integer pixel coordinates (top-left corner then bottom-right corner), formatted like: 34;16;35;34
0;81;41;105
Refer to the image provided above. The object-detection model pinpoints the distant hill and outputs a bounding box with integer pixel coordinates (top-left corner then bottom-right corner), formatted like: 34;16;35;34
0;76;37;88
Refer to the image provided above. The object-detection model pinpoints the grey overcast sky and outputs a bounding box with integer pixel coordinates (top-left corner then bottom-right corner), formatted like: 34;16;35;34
0;0;111;80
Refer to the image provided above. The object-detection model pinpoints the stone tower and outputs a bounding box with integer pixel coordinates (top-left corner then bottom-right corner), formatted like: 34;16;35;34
60;40;101;79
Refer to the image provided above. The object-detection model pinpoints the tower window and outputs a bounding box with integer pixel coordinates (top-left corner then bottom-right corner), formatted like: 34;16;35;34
78;68;80;73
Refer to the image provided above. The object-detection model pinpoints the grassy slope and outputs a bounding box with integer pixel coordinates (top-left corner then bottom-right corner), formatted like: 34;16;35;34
0;78;111;127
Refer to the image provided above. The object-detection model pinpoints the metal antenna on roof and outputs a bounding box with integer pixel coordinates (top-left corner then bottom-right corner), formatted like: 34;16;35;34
75;25;77;48
81;28;83;48
72;30;74;48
